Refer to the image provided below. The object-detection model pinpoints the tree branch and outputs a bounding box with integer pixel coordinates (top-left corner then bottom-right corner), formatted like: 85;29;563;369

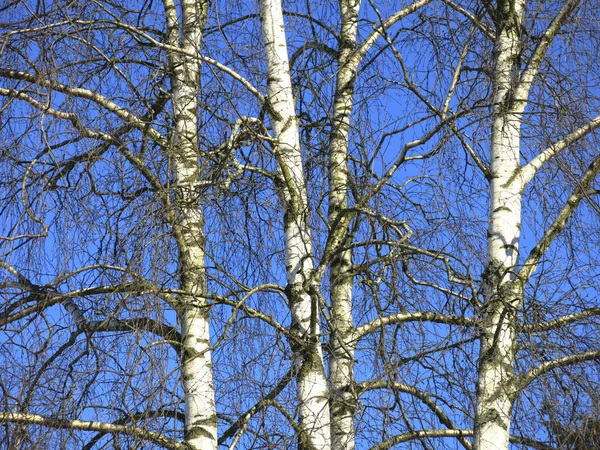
512;350;600;394
370;429;472;450
60;19;265;103
0;69;166;146
370;429;557;450
441;1;495;40
520;307;600;333
514;0;582;110
0;412;188;449
353;312;476;341
359;381;472;450
516;114;600;190
350;0;433;71
0;283;136;327
82;409;184;450
519;154;600;282
218;366;294;445
85;318;181;345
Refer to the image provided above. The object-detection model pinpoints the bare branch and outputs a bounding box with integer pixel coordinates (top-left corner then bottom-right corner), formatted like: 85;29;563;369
441;1;495;40
358;381;472;450
0;69;166;146
349;0;433;72
370;429;557;450
512;350;600;394
370;429;472;450
514;0;582;110
354;312;476;341
63;19;265;103
520;307;600;333
219;366;294;445
516;114;600;190
0;412;188;449
519;154;600;282
82;409;185;450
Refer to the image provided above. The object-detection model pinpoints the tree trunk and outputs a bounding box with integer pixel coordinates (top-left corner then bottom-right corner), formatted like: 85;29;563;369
329;2;361;449
260;1;331;448
474;2;525;449
164;0;217;448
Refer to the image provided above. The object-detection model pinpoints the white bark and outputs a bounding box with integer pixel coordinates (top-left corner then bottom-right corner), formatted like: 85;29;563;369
474;2;526;450
475;2;595;449
164;1;217;448
328;2;360;449
259;1;330;448
327;3;432;446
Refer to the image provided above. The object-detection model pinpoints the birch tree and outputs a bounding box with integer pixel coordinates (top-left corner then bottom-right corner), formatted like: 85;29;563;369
471;1;600;449
2;1;600;449
0;1;217;448
260;0;332;447
164;1;217;447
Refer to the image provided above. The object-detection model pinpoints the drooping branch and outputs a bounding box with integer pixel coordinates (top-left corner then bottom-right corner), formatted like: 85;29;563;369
40;19;266;104
377;18;490;178
203;11;340;41
441;0;495;40
349;240;476;298
225;399;300;449
82;408;185;450
21;330;83;409
0;283;139;327
314;117;457;282
218;366;294;445
350;0;433;71
45;92;169;188
358;381;472;450
210;295;288;338
0;86;168;198
0;270;179;345
290;41;339;68
0;69;166;146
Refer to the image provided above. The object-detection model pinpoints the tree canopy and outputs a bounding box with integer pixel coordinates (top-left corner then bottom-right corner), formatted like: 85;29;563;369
1;1;600;449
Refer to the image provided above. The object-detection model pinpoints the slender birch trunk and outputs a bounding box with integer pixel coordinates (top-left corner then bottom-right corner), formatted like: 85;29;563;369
474;2;525;449
328;2;361;449
164;1;217;448
259;1;330;448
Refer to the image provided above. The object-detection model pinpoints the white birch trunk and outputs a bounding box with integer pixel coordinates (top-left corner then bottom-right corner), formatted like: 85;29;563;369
474;2;525;449
164;1;217;448
328;2;361;449
259;1;330;448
